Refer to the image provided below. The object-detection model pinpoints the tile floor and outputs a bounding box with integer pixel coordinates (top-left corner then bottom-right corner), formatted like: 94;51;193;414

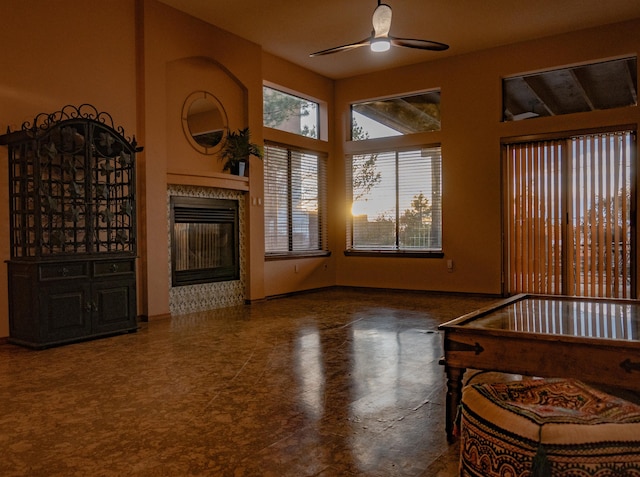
0;288;501;476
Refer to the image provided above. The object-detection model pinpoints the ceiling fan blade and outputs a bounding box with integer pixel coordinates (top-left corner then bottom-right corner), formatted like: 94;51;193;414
372;3;392;37
390;37;449;51
309;39;370;57
309;1;449;58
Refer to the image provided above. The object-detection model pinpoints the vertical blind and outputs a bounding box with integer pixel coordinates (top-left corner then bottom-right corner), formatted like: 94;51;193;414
264;143;327;255
507;139;564;294
506;130;635;298
349;146;442;251
568;133;634;297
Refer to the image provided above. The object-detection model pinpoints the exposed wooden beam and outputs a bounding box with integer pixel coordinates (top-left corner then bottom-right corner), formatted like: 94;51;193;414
569;69;596;110
624;58;638;104
521;77;556;116
355;98;440;134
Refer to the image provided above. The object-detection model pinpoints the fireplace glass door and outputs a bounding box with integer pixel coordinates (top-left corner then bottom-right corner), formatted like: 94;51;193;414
170;197;239;286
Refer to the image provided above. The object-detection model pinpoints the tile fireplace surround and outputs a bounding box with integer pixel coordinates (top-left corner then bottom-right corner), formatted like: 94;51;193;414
167;184;246;315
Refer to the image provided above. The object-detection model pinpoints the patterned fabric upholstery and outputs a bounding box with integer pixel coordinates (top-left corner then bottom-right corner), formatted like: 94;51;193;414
459;378;640;477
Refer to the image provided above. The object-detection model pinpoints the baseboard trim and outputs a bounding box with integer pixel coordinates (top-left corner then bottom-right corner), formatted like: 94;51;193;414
265;285;501;302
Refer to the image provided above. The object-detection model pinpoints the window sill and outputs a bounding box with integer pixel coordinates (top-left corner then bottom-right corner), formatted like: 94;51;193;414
344;250;444;258
265;251;332;261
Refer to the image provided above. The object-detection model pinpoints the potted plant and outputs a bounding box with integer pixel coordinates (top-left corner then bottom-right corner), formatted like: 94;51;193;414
219;127;263;176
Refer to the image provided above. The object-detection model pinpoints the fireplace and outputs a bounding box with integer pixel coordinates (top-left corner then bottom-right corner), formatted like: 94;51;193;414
170;196;239;287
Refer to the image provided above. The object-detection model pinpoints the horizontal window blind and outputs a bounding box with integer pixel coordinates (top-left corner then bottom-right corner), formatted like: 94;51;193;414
349;146;442;251
264;143;327;255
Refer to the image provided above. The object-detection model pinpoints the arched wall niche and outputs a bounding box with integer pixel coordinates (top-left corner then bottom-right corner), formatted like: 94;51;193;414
166;56;247;174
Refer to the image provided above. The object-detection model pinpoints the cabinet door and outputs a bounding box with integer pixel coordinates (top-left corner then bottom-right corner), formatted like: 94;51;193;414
8;264;39;345
40;281;92;344
92;278;137;334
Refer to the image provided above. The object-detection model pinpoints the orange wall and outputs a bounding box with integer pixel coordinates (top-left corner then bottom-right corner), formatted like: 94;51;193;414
333;19;640;295
262;53;336;297
0;0;270;334
0;1;638;338
0;0;138;338
140;0;266;318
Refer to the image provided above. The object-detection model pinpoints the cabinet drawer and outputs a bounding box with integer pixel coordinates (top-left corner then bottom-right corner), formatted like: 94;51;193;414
39;262;89;280
93;259;135;277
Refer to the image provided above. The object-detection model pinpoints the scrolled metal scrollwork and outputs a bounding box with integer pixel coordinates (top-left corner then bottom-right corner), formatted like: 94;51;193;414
2;104;140;257
20;104;132;143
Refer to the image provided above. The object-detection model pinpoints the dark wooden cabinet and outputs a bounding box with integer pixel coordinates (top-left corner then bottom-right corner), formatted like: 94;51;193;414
0;105;140;348
7;259;136;347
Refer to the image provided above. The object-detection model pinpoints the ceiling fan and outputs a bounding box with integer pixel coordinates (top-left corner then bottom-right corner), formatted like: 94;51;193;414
310;0;449;57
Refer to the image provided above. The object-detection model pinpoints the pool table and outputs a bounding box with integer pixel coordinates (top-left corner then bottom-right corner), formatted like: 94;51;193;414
438;293;640;441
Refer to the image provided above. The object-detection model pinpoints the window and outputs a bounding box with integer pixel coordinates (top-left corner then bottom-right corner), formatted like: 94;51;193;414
264;143;328;256
263;86;319;138
347;146;442;254
351;90;441;140
505;129;636;298
503;57;637;121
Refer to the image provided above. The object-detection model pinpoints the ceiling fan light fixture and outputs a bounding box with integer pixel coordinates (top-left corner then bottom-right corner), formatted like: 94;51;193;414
370;38;391;52
309;0;448;58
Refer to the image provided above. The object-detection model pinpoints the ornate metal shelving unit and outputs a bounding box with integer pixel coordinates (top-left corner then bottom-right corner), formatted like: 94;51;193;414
0;104;141;348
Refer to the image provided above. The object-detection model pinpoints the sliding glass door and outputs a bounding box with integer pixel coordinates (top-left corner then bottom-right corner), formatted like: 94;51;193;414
504;130;636;298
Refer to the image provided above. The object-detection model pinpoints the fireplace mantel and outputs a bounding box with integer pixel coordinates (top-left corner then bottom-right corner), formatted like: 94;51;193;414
167;170;249;191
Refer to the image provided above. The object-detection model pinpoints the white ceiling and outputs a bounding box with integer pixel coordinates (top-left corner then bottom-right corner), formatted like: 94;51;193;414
158;0;640;80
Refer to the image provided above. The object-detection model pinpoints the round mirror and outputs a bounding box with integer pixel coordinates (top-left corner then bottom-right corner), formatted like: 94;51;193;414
182;91;228;154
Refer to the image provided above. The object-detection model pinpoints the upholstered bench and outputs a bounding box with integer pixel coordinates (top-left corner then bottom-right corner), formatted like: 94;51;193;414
459;378;640;477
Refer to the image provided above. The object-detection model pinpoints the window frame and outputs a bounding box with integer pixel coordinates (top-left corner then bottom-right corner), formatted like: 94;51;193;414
263;85;321;140
345;144;444;258
350;89;442;141
263;141;330;260
502;56;637;122
502;126;637;298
